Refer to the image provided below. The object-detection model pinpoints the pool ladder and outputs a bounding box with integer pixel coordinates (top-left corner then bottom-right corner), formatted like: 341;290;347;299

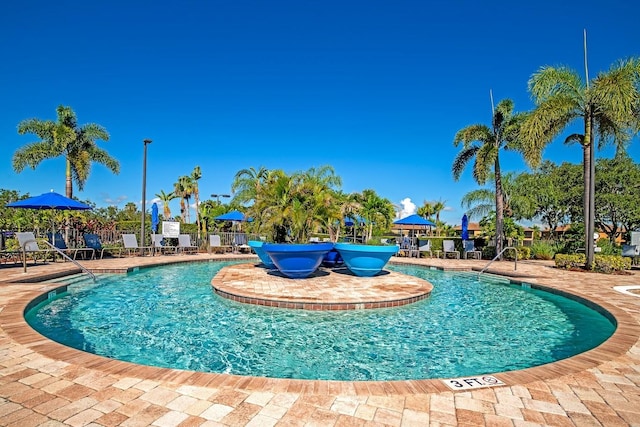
31;240;96;281
479;246;517;276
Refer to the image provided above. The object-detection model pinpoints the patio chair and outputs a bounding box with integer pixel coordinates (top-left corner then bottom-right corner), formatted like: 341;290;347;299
463;240;482;260
209;234;231;253
178;234;198;254
152;234;178;255
83;233;121;259
233;233;250;253
15;232;51;264
122;234;153;256
418;239;432;258
48;232;95;260
443;240;460;259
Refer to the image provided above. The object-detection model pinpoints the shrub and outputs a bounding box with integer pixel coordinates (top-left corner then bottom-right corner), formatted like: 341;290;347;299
530;240;556;260
555;254;586;269
593;255;631;273
555;253;631;273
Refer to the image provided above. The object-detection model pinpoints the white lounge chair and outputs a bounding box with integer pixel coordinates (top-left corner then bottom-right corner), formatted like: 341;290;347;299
443;240;460;259
178;234;198;254
418;240;432;258
209;234;231;253
463;240;482;260
15;232;51;264
122;234;153;256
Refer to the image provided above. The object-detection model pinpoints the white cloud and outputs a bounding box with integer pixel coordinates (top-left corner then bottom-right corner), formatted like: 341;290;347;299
397;198;417;219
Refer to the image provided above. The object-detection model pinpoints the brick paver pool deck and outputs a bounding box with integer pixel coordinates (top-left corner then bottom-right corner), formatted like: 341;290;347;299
1;253;639;426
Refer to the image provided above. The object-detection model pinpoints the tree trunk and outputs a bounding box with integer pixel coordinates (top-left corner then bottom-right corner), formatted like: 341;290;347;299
65;158;73;198
584;111;595;269
494;156;504;259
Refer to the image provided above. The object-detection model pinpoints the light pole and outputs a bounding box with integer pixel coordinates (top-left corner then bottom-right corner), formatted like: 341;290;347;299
211;193;230;204
141;139;152;255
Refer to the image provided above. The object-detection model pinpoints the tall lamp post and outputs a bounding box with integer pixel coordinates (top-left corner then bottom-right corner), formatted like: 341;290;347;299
141;139;152;255
211;193;231;204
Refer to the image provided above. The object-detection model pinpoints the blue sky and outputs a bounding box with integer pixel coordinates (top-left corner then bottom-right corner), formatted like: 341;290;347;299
1;0;639;226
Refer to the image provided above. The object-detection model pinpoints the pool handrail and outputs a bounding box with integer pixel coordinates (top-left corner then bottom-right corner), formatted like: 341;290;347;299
479;246;517;275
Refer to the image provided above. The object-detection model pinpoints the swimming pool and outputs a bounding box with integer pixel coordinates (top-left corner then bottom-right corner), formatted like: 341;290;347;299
25;261;615;381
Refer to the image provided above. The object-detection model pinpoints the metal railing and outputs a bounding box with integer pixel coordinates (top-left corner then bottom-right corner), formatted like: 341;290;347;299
479;246;518;275
22;240;96;281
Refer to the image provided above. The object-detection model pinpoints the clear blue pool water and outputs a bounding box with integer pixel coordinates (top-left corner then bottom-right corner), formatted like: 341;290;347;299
25;261;615;381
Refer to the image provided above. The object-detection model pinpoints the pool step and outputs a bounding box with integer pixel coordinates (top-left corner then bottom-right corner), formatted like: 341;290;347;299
43;273;100;286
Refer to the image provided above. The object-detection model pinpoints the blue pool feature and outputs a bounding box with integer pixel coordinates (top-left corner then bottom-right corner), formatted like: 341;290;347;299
262;242;334;278
334;242;399;276
247;240;275;268
25;262;615;381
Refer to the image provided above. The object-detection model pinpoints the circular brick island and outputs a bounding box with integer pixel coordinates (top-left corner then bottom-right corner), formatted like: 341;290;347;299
211;263;433;310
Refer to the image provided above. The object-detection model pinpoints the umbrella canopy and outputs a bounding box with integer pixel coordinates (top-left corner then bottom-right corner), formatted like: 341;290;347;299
214;210;252;222
461;214;469;241
393;214;435;227
344;216;366;227
151;203;159;233
6;191;92;211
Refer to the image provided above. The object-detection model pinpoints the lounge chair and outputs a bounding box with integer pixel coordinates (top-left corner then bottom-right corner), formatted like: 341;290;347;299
233;233;250;253
48;232;95;260
443;240;460;259
152;234;178;255
83;233;120;259
15;232;52;264
463;240;482;260
122;234;153;256
209;234;231;253
418;239;432;258
178;234;198;254
400;236;417;257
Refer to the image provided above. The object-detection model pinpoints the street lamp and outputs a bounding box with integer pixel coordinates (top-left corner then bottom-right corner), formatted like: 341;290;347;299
211;193;231;204
141;139;152;255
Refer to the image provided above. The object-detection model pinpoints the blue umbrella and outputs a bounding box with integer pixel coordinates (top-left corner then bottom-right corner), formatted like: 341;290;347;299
461;214;469;241
6;191;92;211
214;210;252;222
6;190;92;244
393;214;435;227
151;203;159;233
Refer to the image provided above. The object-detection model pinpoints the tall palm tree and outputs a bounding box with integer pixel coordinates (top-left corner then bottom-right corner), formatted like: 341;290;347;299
155;190;177;219
522;57;640;268
13;105;119;198
173;178;187;223
452;98;527;257
190;166;202;238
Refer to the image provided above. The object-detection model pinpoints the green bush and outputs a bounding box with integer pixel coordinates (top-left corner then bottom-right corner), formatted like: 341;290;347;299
530;240;556;260
555;253;631;273
593;255;631;273
555;254;585;269
517;246;531;260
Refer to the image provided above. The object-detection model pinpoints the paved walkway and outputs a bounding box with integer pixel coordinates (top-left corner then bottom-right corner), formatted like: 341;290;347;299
1;253;639;426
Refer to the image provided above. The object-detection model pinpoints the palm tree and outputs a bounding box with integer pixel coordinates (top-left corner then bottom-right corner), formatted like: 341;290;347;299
13;105;119;198
232;166;270;205
358;189;395;242
452;98;527;257
173;178;187;223
190;166;202;238
522;57;640;268
155;190;177;219
432;199;447;236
